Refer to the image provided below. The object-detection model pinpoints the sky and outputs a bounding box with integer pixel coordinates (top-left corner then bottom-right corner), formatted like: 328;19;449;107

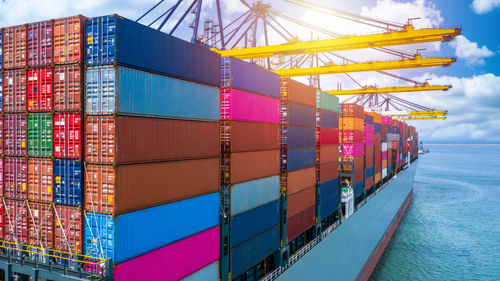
0;0;499;143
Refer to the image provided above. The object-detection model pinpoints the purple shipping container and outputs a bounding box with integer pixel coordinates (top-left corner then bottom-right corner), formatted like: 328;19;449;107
220;88;280;123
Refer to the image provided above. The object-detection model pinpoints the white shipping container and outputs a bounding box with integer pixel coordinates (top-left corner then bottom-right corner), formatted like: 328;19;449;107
382;142;388;152
382;168;387;178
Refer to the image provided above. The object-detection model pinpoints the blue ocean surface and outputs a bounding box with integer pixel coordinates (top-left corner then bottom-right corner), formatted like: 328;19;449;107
370;145;500;280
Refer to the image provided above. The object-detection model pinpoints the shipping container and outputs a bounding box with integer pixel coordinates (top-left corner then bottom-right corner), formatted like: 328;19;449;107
182;261;219;281
85;65;220;120
0;202;3;238
54;159;82;206
318;128;339;146
287;167;316;195
3;70;27;112
3;25;27;69
85;158;219;215
341;104;364;118
27;113;53;157
4;158;28;199
341;143;364;158
318;162;339;183
0;29;3;68
287;186;315;218
287;206;315;241
27;68;53;112
221;57;280;98
86;15;220;86
316;91;339;112
0;159;3;196
287;147;316;172
84;192;219;263
341;130;364;144
317;109;339;129
28;158;53;203
353;181;364;197
27;20;53;66
281;78;316;107
220;88;280;123
53;64;83;111
54;205;82;254
54;15;85;64
287;103;316;127
0;116;3;155
230;200;279;248
0;73;3;111
222;122;279;153
318;178;339;220
85;116;219;165
3;199;28;243
230;225;279;278
54;113;81;158
339;117;364;131
319;145;339;165
227;150;280;184
287;126;316;148
114;226;220;281
230;175;280;216
27;202;54;248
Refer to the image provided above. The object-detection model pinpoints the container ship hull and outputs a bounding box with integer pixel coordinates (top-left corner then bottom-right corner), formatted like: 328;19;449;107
275;160;418;281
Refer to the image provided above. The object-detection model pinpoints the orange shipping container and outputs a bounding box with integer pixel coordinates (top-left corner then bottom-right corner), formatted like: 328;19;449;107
53;65;83;111
382;159;387;169
28;158;53;203
319;145;339;165
339;117;364;131
287;186;315;219
54;205;82;254
228;150;280;185
28;202;54;248
3;70;27;113
54;15;85;64
367;112;382;124
287;167;316;195
4;199;28;243
375;172;381;183
280;78;316;107
3;25;27;69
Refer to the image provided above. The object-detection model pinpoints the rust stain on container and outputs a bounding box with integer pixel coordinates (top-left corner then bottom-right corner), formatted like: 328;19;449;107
54;65;82;111
28;158;54;203
224;121;279;153
85;158;220;215
280;78;316;107
228;150;280;184
287;186;316;219
287;167;316;195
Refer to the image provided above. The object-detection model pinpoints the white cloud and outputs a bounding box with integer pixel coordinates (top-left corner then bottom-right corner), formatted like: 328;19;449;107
471;0;500;14
450;35;495;66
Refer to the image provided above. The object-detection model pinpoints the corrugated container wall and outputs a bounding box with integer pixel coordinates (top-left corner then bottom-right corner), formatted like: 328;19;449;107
4;200;28;243
27;68;53;112
3;70;27;112
3;25;27;69
27;20;53;67
54;205;82;253
4;114;27;156
27;113;53;157
0;29;3;68
4;158;28;199
54;65;82;111
54;15;85;64
54;159;83;206
54;113;81;158
27;158;53;203
85;15;220;86
28;202;54;248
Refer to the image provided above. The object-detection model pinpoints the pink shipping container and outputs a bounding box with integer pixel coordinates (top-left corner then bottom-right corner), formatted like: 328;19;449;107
4;158;28;200
220;88;280;123
54;113;82;158
27;20;53;67
54;205;82;254
0;116;4;155
4;114;27;156
318;128;339;146
28;202;54;248
0;203;3;238
364;125;374;146
3;70;27;112
27;68;53;112
342;143;364;158
113;226;220;281
381;116;392;125
382;151;388;160
4;199;28;243
0;159;3;196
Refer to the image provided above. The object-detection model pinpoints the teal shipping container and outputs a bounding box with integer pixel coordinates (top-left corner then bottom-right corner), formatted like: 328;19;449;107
230;175;280;216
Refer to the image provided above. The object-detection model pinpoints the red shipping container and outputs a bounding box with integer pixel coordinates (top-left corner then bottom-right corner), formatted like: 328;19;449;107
4;199;28;243
54;113;82;158
54;65;82;111
27;68;53;112
0;116;4;155
28;158;53;203
3;70;27;113
4;158;28;200
28;202;54;248
341;104;364;118
318;128;339;146
0;203;3;238
287;206;315;241
0;159;3;197
4;114;27;156
27;20;53;67
341;130;364;144
54;16;85;64
3;25;27;69
54;205;82;253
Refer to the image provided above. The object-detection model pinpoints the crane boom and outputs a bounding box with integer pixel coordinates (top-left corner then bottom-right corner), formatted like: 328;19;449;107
402;116;446;120
325;84;451;95
211;25;461;59
273;56;456;77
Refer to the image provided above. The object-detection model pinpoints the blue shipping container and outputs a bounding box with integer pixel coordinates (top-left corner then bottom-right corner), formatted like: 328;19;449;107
287;102;316;127
375;123;381;133
318;109;339;129
231;225;280;278
319;179;339;220
85;66;219;121
231;175;279;216
220;57;280;98
230;200;279;248
365;167;374;178
54;159;82;207
365;114;374;125
287;126;316;149
287;147;316;172
85;15;220;86
183;261;219;281
84;192;219;263
353;181;364;197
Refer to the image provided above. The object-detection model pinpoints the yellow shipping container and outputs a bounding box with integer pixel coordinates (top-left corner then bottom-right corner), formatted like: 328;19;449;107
339;117;364;131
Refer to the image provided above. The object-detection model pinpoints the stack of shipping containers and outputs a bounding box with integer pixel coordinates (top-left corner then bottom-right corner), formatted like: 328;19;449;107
364;114;374;193
339;104;365;200
381;116;391;180
83;15;220;280
400;121;408;166
369;112;382;186
315;91;339;229
280;79;317;256
392;120;401;171
219;57;281;281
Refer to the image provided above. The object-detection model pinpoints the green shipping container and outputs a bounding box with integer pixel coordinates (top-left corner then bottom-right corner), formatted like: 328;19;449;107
28;113;53;157
316;91;339;112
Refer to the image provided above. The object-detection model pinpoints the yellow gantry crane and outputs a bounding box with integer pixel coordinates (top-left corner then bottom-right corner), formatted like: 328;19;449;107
325;83;451;96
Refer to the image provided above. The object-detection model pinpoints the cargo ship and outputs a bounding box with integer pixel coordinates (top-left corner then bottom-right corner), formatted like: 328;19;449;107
0;14;420;281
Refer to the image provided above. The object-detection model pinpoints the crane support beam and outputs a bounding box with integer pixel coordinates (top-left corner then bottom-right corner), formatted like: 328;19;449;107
211;25;461;59
325;84;451;95
402;116;447;120
273;56;456;77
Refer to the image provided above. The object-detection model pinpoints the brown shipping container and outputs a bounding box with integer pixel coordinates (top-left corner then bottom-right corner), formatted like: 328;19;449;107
319;162;339;183
28;202;54;248
228;150;280;184
54;205;82;253
3;70;27;113
85;116;219;165
287;206;315;241
224;121;279;152
27;20;53;67
53;65;82;111
4;199;28;243
287;186;315;219
28;158;53;203
0;116;4;155
287;167;315;195
3;25;27;69
365;176;373;190
85;158;219;215
319;145;339;165
54;15;85;64
280;78;316;107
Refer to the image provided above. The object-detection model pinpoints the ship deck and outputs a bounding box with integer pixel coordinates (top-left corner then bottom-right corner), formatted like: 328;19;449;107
276;161;418;281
